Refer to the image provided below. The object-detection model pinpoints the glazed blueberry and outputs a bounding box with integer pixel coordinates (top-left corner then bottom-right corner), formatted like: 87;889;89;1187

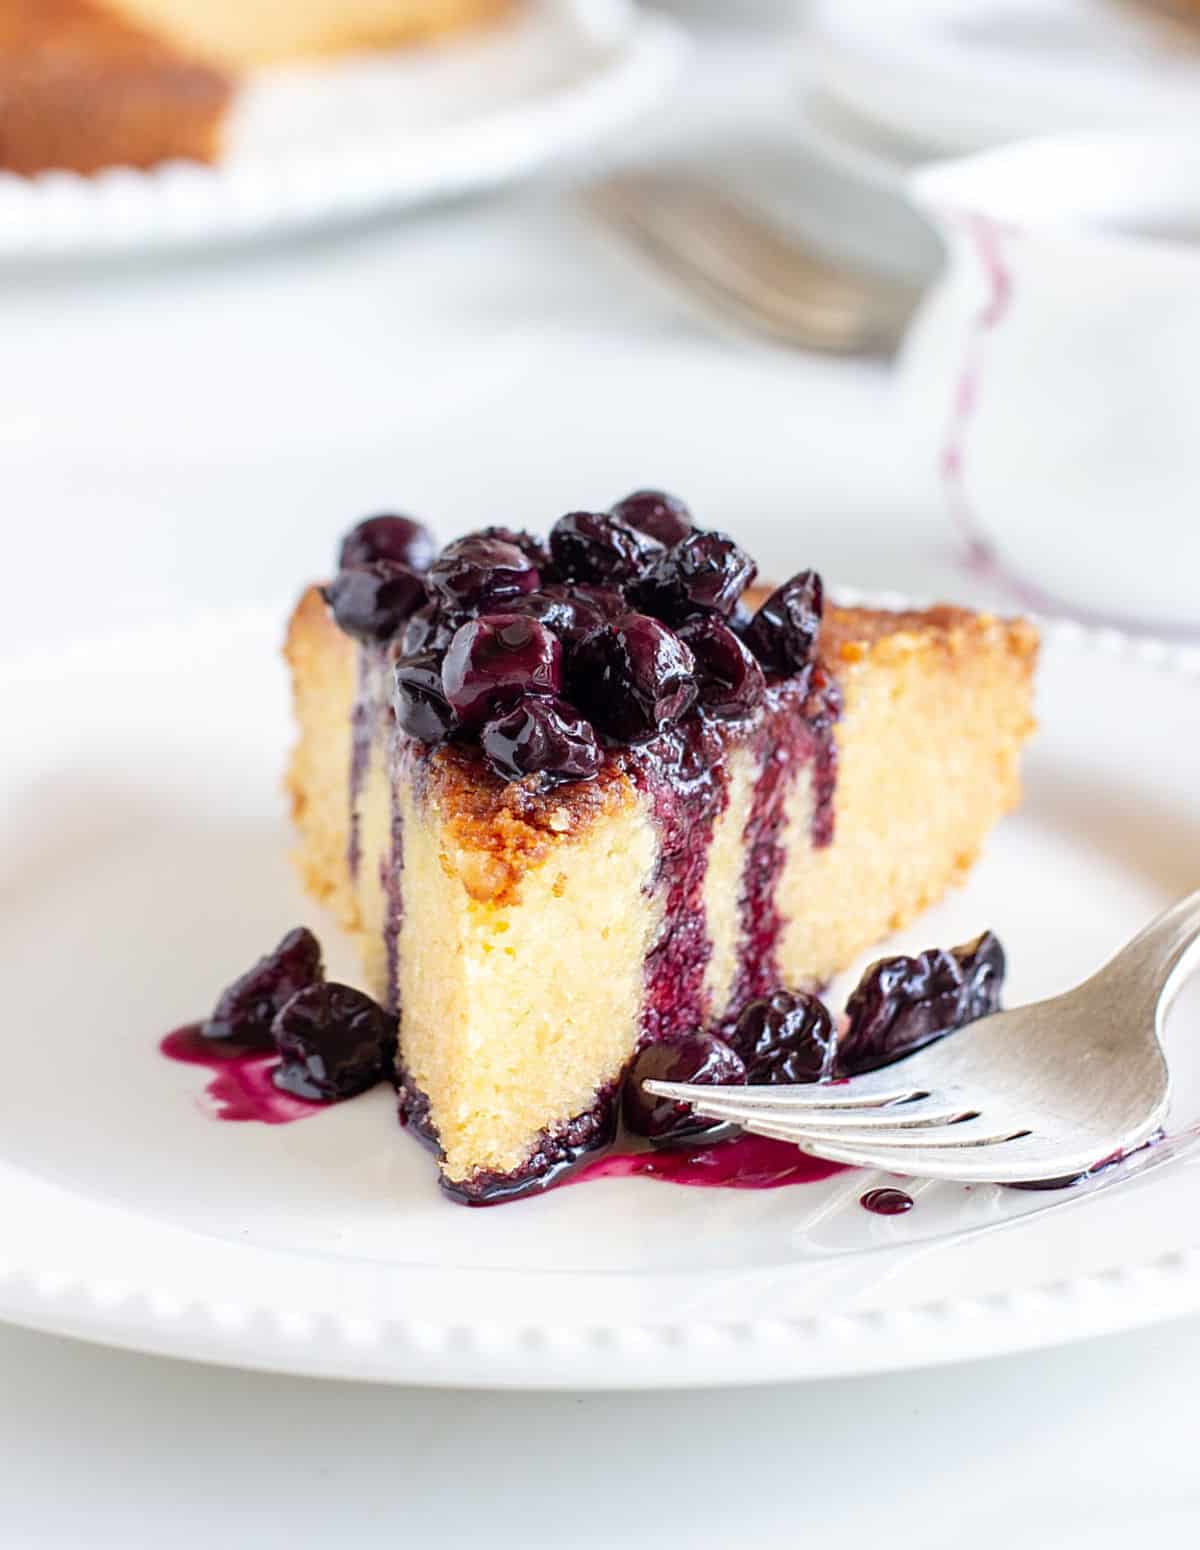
401;601;459;657
472;526;553;575
323;560;426;643
502;585;623;649
204;927;324;1049
631;530;756;623
676;615;765;718
609;489;694;548
569;613;697;743
956;930;1007;1022
441;614;564;727
730;990;837;1085
338;514;436;574
838;932;1007;1075
745;569;824;675
426;535;540;612
393;651;457;743
271;982;398;1102
480;695;602;784
549;510;661;587
623;1034;746;1140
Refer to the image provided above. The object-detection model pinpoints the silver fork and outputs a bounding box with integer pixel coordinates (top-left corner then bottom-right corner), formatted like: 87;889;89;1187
646;892;1200;1185
584;171;921;355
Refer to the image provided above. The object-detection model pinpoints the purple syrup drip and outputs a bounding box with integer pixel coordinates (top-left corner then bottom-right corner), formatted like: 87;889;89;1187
382;728;405;1015
630;720;731;1045
860;1186;914;1216
575;1132;849;1191
723;675;839;1019
160;1025;320;1125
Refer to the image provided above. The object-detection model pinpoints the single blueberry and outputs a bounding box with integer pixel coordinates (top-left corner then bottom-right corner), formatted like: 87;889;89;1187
623;1034;746;1140
338;514;436;574
549;510;661;587
471;525;553;575
426;535;540;612
441;614;564;727
609;489;694;548
631;530;756;623
568;613;697;743
745;569;824;675
677;615;765;719
204;927;324;1049
838;932;1007;1075
501;585;624;650
394;651;457;743
323;560;426;643
480;695;603;784
401;601;459;658
271;982;398;1102
955;930;1007;1023
730;990;837;1085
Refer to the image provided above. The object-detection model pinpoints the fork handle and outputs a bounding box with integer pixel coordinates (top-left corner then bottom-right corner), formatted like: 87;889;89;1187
1103;888;1200;1020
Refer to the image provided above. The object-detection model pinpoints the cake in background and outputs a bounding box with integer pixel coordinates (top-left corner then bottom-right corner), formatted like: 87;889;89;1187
0;0;514;175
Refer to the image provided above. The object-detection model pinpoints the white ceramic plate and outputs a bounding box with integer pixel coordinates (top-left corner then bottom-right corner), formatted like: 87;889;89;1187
806;0;1200;154
0;0;683;261
3;604;1200;1388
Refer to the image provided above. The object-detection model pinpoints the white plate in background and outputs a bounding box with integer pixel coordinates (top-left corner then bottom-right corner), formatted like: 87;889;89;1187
0;0;684;261
806;0;1200;153
2;604;1199;1387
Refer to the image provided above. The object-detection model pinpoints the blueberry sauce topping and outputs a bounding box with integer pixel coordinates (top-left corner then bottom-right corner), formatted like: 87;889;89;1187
272;982;398;1101
609;488;694;548
322;561;426;643
441;613;564;727
339;514;436;575
323;495;836;790
623;1033;746;1140
730;989;837;1085
839;930;1007;1075
479;695;602;784
203;927;323;1049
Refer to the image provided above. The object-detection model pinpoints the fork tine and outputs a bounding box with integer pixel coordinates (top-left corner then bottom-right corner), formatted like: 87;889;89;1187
679;1093;977;1132
643;1070;929;1111
746;1114;1031;1150
781;1132;1095;1184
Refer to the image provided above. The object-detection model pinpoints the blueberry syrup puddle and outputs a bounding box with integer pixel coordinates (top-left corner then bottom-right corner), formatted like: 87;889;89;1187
575;1132;850;1192
160;1025;321;1125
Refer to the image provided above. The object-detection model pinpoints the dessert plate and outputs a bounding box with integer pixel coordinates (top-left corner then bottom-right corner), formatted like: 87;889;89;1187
806;0;1200;154
2;604;1199;1389
0;0;683;262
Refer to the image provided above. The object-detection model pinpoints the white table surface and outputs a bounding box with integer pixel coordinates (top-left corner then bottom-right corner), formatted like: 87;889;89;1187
3;15;1196;1544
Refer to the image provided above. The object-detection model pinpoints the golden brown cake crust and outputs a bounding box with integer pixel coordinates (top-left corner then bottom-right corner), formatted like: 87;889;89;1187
0;0;233;174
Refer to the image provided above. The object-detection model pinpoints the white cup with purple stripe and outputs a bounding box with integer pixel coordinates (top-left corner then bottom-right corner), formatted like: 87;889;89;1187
897;133;1200;636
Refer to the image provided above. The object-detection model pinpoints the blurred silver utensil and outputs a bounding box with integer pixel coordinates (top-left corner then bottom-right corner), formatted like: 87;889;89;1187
646;891;1200;1185
585;169;921;353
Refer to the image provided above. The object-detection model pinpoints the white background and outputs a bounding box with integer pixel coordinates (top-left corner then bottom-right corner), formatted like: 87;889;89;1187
2;13;1196;1545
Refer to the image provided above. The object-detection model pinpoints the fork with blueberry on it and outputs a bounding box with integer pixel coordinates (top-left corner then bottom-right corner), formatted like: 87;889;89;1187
641;894;1200;1186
